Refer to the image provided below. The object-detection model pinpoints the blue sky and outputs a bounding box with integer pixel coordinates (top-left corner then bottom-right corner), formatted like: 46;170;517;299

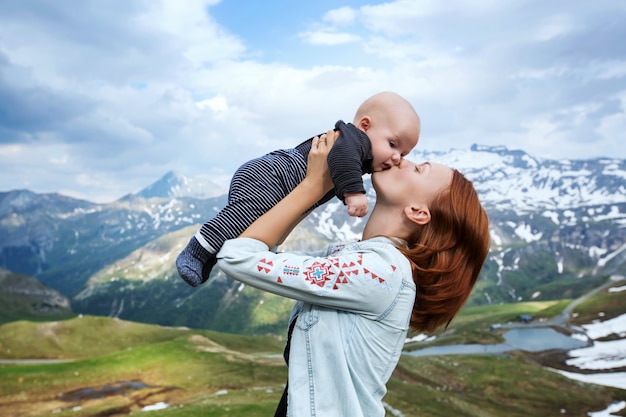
1;0;625;203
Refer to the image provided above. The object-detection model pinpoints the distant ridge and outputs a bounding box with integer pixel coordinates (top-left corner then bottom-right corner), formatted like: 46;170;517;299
1;144;625;333
410;144;626;212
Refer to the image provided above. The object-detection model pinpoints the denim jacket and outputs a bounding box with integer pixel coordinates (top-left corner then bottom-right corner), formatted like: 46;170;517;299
217;237;416;417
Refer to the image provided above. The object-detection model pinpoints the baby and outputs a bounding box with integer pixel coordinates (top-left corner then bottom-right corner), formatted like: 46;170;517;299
176;91;421;287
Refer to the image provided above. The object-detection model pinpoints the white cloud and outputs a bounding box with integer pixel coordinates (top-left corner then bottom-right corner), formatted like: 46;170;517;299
300;30;361;46
0;0;625;202
595;60;626;80
529;13;578;42
137;0;245;65
323;6;358;25
361;0;440;33
195;96;229;113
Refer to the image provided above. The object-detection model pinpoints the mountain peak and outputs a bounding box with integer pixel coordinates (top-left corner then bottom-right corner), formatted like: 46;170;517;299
137;171;227;199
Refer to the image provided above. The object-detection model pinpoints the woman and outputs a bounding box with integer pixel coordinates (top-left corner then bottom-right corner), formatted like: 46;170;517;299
217;131;490;417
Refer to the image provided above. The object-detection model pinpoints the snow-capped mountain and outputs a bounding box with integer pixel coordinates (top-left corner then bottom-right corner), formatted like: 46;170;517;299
136;170;227;199
1;145;625;333
412;144;626;213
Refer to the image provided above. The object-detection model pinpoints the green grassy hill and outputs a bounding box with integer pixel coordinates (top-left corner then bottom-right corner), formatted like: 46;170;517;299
0;280;624;417
0;316;286;416
0;269;75;325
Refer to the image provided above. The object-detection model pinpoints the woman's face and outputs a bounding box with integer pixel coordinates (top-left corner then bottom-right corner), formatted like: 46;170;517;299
372;160;452;208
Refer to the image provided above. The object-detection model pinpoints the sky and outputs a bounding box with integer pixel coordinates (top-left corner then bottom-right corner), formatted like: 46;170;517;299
1;0;625;203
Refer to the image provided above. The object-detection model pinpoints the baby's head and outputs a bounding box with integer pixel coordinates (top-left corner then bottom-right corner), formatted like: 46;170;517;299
353;92;420;172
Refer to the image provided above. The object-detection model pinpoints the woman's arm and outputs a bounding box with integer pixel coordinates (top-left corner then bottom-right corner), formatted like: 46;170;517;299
239;130;338;247
217;129;410;314
217;238;408;315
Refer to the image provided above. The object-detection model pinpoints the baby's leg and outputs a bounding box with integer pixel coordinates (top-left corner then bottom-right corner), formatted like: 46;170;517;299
176;149;307;287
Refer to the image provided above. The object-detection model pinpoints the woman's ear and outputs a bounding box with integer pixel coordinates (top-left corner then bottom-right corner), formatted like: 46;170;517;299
404;205;431;225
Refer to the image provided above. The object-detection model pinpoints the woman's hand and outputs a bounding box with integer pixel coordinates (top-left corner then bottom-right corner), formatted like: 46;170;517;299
304;129;338;195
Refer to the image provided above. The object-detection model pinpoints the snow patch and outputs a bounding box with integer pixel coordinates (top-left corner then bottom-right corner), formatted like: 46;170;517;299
142;402;168;411
514;223;542;242
587;400;626;417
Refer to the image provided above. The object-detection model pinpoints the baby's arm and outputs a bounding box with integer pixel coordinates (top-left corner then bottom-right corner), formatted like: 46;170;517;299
344;192;368;217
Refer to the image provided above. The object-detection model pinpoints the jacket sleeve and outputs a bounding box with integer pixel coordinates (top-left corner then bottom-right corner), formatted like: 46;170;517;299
327;121;373;201
217;237;403;317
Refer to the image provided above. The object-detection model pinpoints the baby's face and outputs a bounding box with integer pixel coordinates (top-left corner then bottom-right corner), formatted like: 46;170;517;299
367;124;419;172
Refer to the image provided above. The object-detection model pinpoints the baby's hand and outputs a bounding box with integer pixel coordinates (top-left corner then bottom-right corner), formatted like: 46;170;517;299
344;193;368;217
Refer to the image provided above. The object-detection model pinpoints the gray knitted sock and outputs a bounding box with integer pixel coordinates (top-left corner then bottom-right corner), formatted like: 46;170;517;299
176;237;217;287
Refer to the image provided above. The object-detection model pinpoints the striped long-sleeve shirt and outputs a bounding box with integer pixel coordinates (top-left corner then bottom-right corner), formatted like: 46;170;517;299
198;120;372;253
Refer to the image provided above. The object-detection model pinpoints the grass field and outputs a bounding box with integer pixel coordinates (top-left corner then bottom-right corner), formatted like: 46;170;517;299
1;279;625;417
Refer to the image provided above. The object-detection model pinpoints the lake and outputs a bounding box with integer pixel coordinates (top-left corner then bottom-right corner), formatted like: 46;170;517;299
405;327;589;357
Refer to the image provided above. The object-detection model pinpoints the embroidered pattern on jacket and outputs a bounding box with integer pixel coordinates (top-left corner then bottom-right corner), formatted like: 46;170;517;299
330;244;345;255
282;265;300;275
260;249;397;293
304;261;332;287
257;258;273;274
277;264;300;285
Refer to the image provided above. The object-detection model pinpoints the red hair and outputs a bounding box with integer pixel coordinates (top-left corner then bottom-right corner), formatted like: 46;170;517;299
398;169;490;333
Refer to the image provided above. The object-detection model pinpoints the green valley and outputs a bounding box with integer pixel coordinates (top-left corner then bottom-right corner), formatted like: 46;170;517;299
1;278;624;417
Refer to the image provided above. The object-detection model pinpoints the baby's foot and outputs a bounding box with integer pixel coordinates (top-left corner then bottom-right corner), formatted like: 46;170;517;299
176;237;217;287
